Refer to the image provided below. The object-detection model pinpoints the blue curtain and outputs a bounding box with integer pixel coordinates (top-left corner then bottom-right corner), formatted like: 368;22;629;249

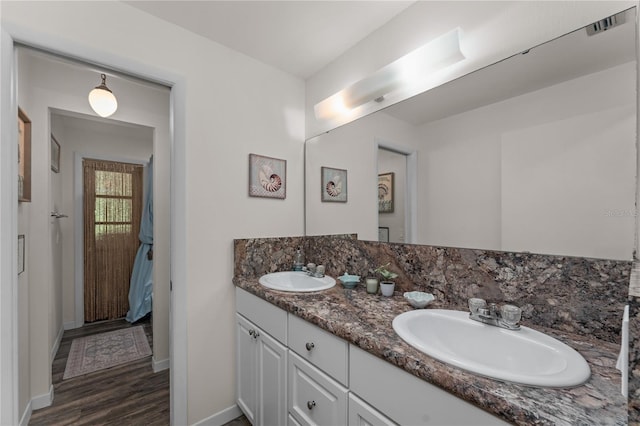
126;156;154;323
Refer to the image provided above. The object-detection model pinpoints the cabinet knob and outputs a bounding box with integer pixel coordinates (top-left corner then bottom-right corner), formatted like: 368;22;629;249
306;400;316;410
305;342;315;351
248;329;259;339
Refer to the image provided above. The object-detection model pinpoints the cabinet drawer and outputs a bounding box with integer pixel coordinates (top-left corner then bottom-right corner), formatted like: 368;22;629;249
288;351;348;426
349;345;508;425
287;414;302;426
348;393;397;426
288;314;348;385
236;287;287;344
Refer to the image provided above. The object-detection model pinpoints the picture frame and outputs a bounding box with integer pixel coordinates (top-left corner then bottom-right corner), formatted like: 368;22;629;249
51;134;61;173
321;167;347;202
18;234;25;275
18;107;31;202
248;153;286;199
378;172;394;213
378;227;390;242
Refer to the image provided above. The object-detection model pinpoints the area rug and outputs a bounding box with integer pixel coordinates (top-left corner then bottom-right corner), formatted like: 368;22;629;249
63;326;151;380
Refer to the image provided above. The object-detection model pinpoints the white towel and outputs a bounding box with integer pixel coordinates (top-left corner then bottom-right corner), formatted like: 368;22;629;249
615;305;629;397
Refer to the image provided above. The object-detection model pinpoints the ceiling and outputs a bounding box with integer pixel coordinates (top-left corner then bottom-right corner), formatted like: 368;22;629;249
124;1;415;79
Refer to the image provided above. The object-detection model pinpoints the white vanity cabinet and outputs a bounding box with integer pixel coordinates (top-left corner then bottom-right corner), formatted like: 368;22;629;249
236;289;288;426
236;288;508;426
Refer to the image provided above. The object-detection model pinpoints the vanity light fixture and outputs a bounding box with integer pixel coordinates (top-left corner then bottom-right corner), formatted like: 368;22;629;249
88;73;118;117
314;28;465;120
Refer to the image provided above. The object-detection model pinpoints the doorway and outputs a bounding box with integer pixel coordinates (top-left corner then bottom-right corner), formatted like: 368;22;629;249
10;44;175;420
82;158;143;322
376;140;417;245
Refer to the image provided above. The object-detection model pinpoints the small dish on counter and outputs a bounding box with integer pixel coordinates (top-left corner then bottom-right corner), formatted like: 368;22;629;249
338;273;360;289
404;291;435;308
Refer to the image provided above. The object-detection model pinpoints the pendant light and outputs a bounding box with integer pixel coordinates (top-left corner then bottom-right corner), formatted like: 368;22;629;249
88;73;118;117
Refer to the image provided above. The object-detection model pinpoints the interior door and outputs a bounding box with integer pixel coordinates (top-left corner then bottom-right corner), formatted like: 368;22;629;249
83;158;143;322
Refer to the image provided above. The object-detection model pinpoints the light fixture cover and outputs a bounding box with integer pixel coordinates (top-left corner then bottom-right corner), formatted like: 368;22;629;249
88;74;118;117
314;28;465;121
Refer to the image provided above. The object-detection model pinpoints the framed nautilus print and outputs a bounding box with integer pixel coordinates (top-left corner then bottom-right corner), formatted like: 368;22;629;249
378;172;394;213
321;167;347;203
248;153;286;199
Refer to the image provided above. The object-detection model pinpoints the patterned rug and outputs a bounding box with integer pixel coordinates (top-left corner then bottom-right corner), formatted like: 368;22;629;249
63;326;152;380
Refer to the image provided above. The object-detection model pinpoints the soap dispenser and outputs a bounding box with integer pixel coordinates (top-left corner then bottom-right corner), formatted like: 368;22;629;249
293;248;305;271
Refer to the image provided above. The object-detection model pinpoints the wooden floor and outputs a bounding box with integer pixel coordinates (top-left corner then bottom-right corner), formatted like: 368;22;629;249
29;316;170;426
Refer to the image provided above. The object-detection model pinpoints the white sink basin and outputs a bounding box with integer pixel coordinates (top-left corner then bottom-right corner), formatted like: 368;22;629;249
258;271;336;292
392;309;590;388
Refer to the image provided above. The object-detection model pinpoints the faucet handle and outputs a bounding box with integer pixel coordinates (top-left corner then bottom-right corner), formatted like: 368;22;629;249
501;304;522;326
468;298;487;314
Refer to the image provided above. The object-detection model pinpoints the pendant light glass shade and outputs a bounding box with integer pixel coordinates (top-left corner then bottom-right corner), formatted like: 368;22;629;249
88;73;118;117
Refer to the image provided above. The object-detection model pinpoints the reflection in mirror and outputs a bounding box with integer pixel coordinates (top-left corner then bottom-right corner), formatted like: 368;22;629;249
305;7;637;260
378;147;407;243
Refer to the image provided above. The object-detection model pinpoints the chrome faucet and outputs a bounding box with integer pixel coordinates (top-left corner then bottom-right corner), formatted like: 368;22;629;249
303;263;325;278
468;298;521;330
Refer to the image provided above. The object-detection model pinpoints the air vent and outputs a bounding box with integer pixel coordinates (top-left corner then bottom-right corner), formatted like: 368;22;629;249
586;12;625;36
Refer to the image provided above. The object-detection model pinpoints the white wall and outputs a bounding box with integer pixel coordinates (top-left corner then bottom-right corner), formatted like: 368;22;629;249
306;1;635;138
2;1;305;424
417;62;636;259
306;112;417;241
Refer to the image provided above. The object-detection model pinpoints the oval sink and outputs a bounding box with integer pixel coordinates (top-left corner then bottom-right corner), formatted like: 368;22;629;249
392;309;590;388
259;271;336;292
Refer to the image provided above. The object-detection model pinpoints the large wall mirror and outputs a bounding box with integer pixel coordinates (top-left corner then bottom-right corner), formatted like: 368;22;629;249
305;7;637;260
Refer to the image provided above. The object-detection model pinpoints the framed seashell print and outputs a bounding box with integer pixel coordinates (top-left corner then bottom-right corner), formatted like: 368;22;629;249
321;167;347;202
378;172;394;213
249;153;286;199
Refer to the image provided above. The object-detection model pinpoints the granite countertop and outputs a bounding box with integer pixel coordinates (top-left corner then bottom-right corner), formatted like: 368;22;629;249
234;277;626;425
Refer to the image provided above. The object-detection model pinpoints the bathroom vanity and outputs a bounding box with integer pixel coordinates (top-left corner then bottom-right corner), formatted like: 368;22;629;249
234;278;626;425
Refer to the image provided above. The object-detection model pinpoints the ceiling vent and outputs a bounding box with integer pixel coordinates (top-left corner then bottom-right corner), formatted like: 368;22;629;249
586;12;625;36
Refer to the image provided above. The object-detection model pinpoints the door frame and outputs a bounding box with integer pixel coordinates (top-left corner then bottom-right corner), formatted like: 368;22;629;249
0;28;188;426
73;152;149;327
374;138;418;244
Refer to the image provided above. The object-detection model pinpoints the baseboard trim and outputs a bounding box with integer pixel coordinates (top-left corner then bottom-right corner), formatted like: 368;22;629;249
152;356;169;373
18;399;32;426
64;320;79;330
31;384;53;410
191;404;242;426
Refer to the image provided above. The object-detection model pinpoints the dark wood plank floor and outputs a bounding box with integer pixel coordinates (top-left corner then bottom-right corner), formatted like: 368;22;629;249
29;316;170;426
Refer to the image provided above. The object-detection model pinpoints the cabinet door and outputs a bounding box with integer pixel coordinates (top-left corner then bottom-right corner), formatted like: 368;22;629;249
289;351;348;426
257;330;287;426
348;393;397;426
237;314;258;425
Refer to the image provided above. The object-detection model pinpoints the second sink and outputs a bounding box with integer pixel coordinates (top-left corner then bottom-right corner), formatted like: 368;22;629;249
259;271;336;292
392;309;591;388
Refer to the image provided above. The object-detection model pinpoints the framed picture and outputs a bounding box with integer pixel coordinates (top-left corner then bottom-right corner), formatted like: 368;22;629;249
378;227;390;242
248;153;286;199
51;134;61;173
321;167;347;202
378;172;394;213
18;107;31;202
18;234;25;275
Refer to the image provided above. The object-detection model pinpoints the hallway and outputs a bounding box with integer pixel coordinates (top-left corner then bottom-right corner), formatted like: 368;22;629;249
29;317;169;425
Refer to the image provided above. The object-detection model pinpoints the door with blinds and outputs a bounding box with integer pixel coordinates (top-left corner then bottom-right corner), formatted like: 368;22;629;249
83;159;144;322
